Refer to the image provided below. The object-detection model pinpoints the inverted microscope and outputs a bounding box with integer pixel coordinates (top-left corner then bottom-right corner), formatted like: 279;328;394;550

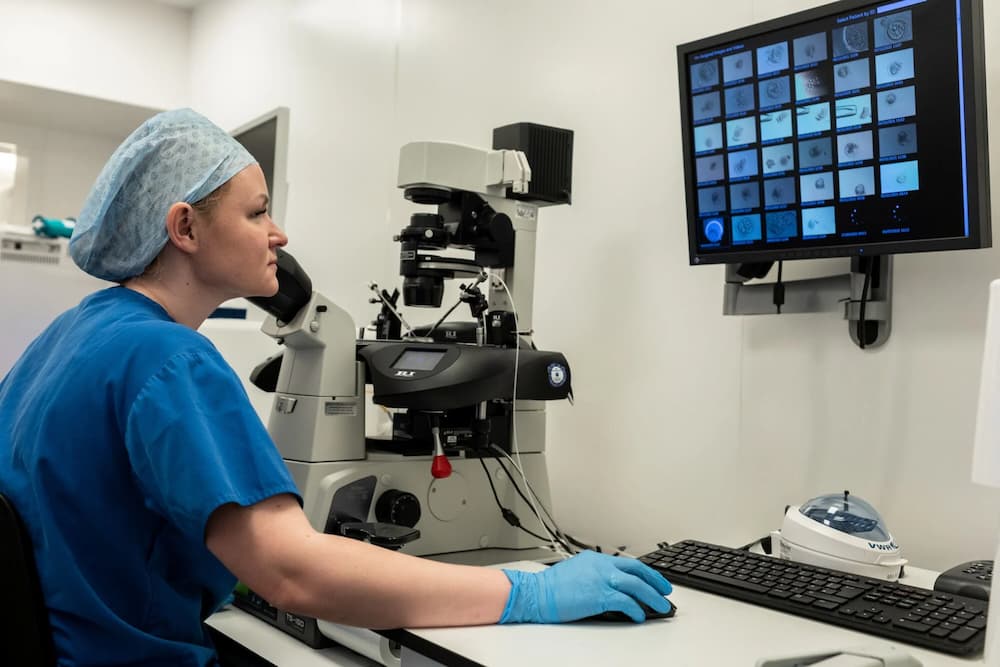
235;123;576;654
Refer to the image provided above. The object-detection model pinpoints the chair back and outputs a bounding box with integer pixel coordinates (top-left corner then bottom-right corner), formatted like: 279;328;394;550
0;493;55;666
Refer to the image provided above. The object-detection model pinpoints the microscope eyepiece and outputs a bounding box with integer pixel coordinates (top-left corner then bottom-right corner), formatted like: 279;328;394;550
248;248;312;323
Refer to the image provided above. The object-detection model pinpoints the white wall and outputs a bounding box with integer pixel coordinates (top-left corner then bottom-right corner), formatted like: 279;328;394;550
129;0;1000;571
0;121;123;223
190;0;403;322
0;116;122;377
0;0;190;110
184;0;1000;570
2;0;995;572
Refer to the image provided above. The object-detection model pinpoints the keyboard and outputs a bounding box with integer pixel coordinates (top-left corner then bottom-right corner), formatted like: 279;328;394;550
640;540;987;656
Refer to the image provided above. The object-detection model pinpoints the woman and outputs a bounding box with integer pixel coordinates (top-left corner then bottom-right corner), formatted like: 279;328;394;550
0;109;671;665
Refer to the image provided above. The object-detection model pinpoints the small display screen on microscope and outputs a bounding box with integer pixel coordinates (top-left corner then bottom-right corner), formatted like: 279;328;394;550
392;349;447;372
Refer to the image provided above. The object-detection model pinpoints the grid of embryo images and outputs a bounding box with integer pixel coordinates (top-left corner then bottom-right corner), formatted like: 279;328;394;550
690;9;919;247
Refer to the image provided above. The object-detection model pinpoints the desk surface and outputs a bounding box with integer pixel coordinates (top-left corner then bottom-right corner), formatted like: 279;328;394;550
209;565;987;667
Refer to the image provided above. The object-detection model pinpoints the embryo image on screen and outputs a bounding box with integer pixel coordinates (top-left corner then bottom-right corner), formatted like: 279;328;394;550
691;60;719;88
759;76;791;108
760;110;793;142
800;172;833;204
795;68;832;101
802;206;837;237
874;11;913;48
725;84;756;115
836;94;872;129
797;102;831;135
731;213;762;242
698;186;726;214
877;86;916;121
728;149;759;178
696;155;725;183
727;117;757;146
758;42;789;75
702;217;724;242
723;51;754;82
839;166;875;198
837;130;873;164
766;210;797;240
875;48;914;85
879;123;917;158
832;22;869;58
793;32;828;66
764;176;796;207
880;160;920;194
730;181;761;210
692;92;722;122
761;143;794;174
834;58;871;94
694;123;723;152
799;137;833;169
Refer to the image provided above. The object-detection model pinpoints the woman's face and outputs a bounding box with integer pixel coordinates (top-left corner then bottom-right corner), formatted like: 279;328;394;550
192;163;288;299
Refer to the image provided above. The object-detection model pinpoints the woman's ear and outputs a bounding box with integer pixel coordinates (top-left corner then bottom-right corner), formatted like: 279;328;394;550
164;202;199;255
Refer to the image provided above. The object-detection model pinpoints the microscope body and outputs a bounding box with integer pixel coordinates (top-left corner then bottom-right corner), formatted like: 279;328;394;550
262;294;561;557
261;293;558;556
244;128;573;651
257;134;572;560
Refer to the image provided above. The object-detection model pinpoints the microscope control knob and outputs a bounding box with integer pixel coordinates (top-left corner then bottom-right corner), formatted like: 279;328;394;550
375;490;421;528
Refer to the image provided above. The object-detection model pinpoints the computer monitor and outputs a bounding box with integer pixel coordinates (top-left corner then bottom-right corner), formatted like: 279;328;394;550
231;107;290;227
678;0;990;266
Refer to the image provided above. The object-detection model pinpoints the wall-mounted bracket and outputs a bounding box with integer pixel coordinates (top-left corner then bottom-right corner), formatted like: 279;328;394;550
722;256;893;349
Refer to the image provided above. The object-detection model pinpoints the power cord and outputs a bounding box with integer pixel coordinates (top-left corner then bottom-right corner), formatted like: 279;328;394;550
478;458;552;543
488;444;634;558
487;449;574;553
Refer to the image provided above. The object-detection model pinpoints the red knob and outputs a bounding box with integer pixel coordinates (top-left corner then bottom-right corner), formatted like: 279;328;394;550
431;454;452;479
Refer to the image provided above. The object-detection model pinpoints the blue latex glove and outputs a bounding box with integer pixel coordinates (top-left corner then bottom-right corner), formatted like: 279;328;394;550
499;551;673;624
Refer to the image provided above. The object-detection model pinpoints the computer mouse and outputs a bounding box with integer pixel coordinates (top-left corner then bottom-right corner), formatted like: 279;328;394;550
585;599;677;623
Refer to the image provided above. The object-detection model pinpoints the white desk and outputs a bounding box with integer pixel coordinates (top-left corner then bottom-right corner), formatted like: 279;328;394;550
208;564;988;667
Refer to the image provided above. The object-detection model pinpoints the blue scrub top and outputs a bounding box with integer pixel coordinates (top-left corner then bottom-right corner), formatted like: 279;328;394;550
0;287;300;666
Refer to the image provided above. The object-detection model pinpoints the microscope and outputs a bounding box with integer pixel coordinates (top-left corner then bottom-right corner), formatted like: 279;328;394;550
237;124;575;652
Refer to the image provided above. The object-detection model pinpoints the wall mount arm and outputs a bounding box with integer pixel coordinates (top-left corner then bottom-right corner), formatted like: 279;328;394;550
722;256;892;349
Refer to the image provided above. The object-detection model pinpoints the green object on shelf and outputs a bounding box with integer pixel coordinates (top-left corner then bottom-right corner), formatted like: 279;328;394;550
32;215;76;239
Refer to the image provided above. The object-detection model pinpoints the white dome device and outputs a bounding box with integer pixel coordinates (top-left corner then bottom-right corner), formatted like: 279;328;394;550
771;491;907;581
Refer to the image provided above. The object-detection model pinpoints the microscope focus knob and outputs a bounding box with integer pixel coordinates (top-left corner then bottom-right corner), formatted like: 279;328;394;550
375;490;421;528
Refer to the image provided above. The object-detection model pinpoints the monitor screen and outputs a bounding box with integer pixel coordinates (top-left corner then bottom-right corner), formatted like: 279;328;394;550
231;108;289;226
233;117;277;199
678;0;990;265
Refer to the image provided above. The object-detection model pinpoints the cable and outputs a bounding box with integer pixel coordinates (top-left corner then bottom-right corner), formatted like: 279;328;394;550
487;444;638;556
773;260;785;314
857;258;874;349
738;535;773;554
485;274;635;558
489;445;566;539
488;450;574;554
485;272;570;558
478;458;556;544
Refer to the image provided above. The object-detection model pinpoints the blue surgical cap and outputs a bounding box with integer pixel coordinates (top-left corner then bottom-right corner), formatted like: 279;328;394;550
70;108;256;282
